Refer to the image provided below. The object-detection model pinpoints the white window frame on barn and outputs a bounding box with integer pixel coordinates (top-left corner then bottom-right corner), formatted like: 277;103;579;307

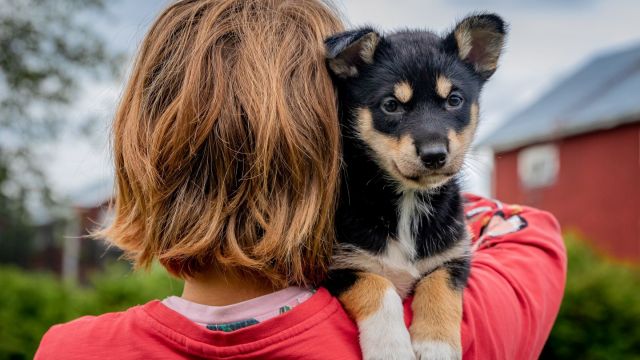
517;144;560;189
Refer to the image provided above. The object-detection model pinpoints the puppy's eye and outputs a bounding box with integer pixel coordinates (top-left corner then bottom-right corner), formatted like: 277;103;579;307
381;97;403;115
446;93;464;108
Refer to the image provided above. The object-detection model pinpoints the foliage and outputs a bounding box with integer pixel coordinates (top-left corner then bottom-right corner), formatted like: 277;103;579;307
0;263;182;360
0;163;34;266
0;0;119;261
542;234;640;359
0;0;116;140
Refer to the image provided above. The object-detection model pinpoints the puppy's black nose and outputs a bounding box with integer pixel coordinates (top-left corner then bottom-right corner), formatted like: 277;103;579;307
419;144;448;170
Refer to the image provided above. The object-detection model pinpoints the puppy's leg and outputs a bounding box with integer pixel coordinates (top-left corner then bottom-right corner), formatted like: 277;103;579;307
410;259;469;360
327;269;415;360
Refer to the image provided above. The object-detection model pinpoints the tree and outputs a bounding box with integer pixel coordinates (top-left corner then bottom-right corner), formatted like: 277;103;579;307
0;0;119;265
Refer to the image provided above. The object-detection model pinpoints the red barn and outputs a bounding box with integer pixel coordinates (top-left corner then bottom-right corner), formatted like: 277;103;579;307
480;44;640;262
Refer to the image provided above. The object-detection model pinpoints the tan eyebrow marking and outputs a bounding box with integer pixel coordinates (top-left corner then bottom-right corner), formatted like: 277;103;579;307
393;81;413;103
436;75;453;98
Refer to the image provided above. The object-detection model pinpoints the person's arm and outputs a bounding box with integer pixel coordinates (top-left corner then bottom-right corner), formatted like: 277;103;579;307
404;196;567;359
462;198;567;359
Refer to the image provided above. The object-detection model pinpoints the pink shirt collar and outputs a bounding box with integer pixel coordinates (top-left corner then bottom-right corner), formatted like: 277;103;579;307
162;286;314;326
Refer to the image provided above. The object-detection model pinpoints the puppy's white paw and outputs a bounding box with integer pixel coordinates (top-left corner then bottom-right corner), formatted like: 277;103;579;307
362;336;415;360
412;341;461;360
358;289;415;360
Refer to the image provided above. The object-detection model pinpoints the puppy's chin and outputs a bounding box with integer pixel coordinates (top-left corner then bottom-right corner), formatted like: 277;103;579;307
389;161;455;191
397;174;452;191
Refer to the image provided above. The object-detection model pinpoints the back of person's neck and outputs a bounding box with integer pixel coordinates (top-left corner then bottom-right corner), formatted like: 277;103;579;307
181;268;280;306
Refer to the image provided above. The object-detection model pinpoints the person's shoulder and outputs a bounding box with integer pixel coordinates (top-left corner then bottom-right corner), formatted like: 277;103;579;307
463;192;557;218
463;193;560;231
35;302;152;359
42;308;130;335
462;193;563;250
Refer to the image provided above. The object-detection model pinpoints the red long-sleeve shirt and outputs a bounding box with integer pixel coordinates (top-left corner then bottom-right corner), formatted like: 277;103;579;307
35;194;566;359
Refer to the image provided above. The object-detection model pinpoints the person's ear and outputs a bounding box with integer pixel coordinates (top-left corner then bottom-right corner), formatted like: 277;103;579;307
325;28;380;78
444;14;507;80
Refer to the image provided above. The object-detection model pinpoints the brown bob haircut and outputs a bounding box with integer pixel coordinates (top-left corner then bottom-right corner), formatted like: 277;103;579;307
102;0;344;288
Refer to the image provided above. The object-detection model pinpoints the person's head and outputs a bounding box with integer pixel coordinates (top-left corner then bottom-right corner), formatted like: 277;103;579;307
103;0;344;288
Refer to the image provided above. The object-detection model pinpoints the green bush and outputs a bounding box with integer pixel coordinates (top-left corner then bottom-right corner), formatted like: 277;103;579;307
542;234;640;359
0;264;182;360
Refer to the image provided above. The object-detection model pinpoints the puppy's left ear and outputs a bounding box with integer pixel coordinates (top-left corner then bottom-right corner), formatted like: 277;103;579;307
325;28;380;78
444;14;507;80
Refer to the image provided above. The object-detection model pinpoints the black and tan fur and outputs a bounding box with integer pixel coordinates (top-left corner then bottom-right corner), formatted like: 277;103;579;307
324;14;507;360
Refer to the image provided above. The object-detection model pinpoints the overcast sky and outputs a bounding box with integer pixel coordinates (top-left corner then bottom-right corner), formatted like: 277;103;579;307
39;0;640;200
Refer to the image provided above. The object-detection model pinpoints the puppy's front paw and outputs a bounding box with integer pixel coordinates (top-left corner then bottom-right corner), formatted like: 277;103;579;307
358;289;415;360
360;326;414;360
412;341;461;360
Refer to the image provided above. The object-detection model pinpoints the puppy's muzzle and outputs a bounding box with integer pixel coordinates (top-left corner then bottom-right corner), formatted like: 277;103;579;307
418;143;448;170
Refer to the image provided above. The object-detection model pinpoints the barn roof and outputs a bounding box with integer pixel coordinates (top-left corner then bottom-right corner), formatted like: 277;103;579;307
480;43;640;152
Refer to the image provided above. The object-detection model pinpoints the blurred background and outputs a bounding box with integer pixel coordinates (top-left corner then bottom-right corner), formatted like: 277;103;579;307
0;0;638;359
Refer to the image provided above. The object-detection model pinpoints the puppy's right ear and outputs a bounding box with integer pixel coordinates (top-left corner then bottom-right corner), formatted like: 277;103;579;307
325;28;380;78
443;14;507;80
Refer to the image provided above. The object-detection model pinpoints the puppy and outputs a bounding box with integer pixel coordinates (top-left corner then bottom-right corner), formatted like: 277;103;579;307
324;14;507;360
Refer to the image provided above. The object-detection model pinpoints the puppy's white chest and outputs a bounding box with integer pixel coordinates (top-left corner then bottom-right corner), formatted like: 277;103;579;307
375;235;471;299
376;240;421;298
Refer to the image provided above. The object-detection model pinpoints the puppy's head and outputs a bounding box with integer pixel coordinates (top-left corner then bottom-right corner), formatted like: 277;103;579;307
326;14;507;191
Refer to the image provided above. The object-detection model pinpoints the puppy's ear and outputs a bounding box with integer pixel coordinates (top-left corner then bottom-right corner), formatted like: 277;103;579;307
325;28;380;78
444;14;507;80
